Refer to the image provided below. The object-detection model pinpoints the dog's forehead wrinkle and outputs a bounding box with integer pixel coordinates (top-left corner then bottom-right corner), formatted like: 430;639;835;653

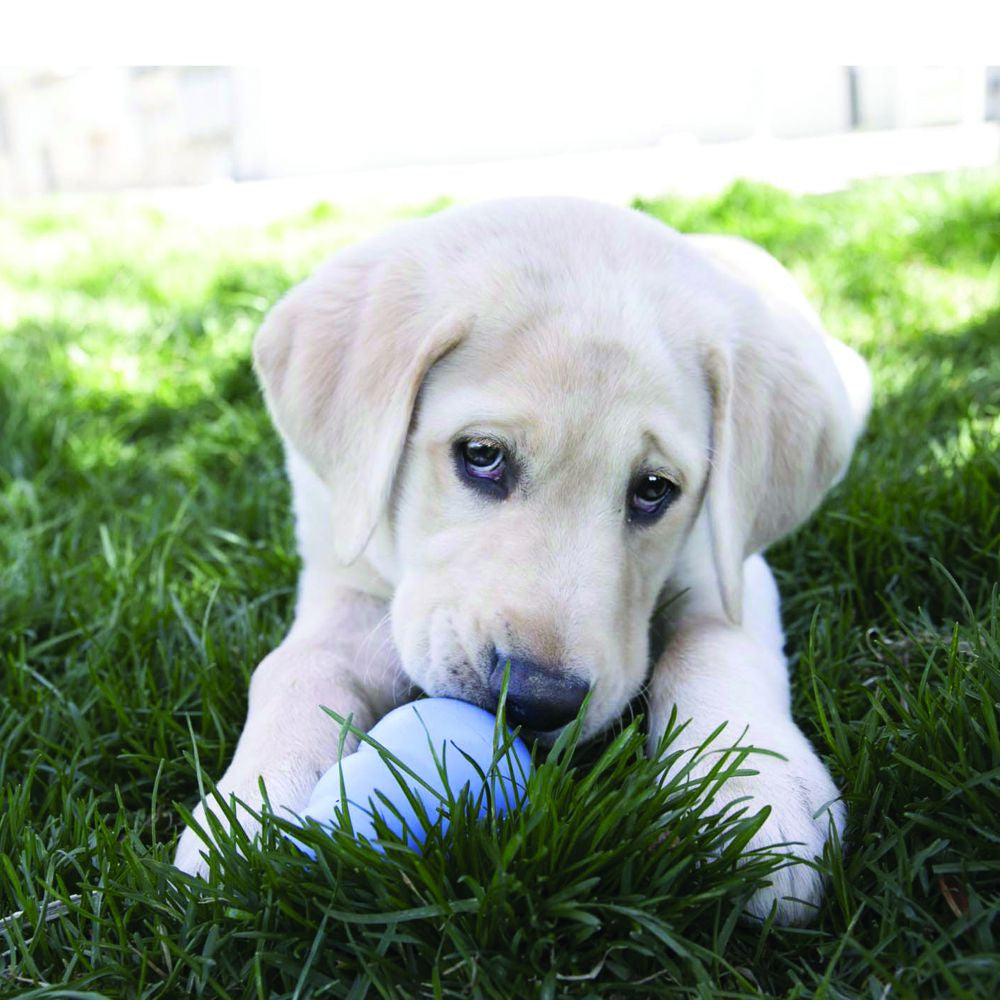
424;326;684;441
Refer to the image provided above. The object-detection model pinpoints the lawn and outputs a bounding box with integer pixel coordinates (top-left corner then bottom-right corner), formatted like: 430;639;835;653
1;172;998;998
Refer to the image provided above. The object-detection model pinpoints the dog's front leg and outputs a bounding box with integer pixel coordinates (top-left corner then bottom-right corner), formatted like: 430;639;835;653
646;556;845;925
174;588;410;877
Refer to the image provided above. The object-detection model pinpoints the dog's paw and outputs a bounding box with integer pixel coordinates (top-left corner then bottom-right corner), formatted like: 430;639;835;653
172;776;269;878
712;743;845;925
173;805;217;878
172;757;330;877
173;796;269;878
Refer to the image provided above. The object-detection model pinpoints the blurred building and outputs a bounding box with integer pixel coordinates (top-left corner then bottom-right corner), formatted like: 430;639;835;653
0;66;996;199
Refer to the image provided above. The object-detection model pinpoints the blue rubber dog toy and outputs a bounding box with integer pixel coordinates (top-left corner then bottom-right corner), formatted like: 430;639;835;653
291;697;533;853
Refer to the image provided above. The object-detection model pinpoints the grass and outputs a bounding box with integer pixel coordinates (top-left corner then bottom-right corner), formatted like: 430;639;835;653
1;171;998;997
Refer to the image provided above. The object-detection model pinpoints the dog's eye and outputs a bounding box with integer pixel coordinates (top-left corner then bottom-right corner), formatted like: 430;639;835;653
463;440;503;473
455;438;510;497
628;473;679;523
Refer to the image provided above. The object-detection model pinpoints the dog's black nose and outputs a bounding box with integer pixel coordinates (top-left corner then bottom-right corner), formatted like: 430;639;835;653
489;654;590;733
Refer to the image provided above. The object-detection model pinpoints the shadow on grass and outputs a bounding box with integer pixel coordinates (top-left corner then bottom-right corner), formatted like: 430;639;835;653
909;182;1000;265
774;308;999;633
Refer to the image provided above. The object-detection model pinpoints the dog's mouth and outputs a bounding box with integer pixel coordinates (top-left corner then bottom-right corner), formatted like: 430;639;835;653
506;723;572;747
400;624;597;744
407;678;577;747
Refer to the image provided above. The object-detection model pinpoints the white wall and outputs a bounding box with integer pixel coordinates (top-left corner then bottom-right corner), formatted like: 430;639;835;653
0;65;994;197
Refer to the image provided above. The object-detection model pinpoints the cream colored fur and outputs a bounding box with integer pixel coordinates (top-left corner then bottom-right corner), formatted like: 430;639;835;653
174;198;871;924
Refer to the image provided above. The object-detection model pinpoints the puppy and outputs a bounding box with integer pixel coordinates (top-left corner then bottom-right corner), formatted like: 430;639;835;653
175;198;871;924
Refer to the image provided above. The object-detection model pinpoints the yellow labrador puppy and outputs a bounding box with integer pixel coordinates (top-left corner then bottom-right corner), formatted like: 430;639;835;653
175;198;871;924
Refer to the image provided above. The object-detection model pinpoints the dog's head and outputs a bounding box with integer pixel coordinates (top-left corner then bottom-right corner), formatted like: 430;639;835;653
254;199;866;740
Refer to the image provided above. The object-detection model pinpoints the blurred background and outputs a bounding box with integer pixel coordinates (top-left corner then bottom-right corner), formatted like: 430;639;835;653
1;65;998;214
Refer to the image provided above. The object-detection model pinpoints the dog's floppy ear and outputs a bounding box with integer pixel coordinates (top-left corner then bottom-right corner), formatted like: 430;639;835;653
253;243;466;564
695;238;870;625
